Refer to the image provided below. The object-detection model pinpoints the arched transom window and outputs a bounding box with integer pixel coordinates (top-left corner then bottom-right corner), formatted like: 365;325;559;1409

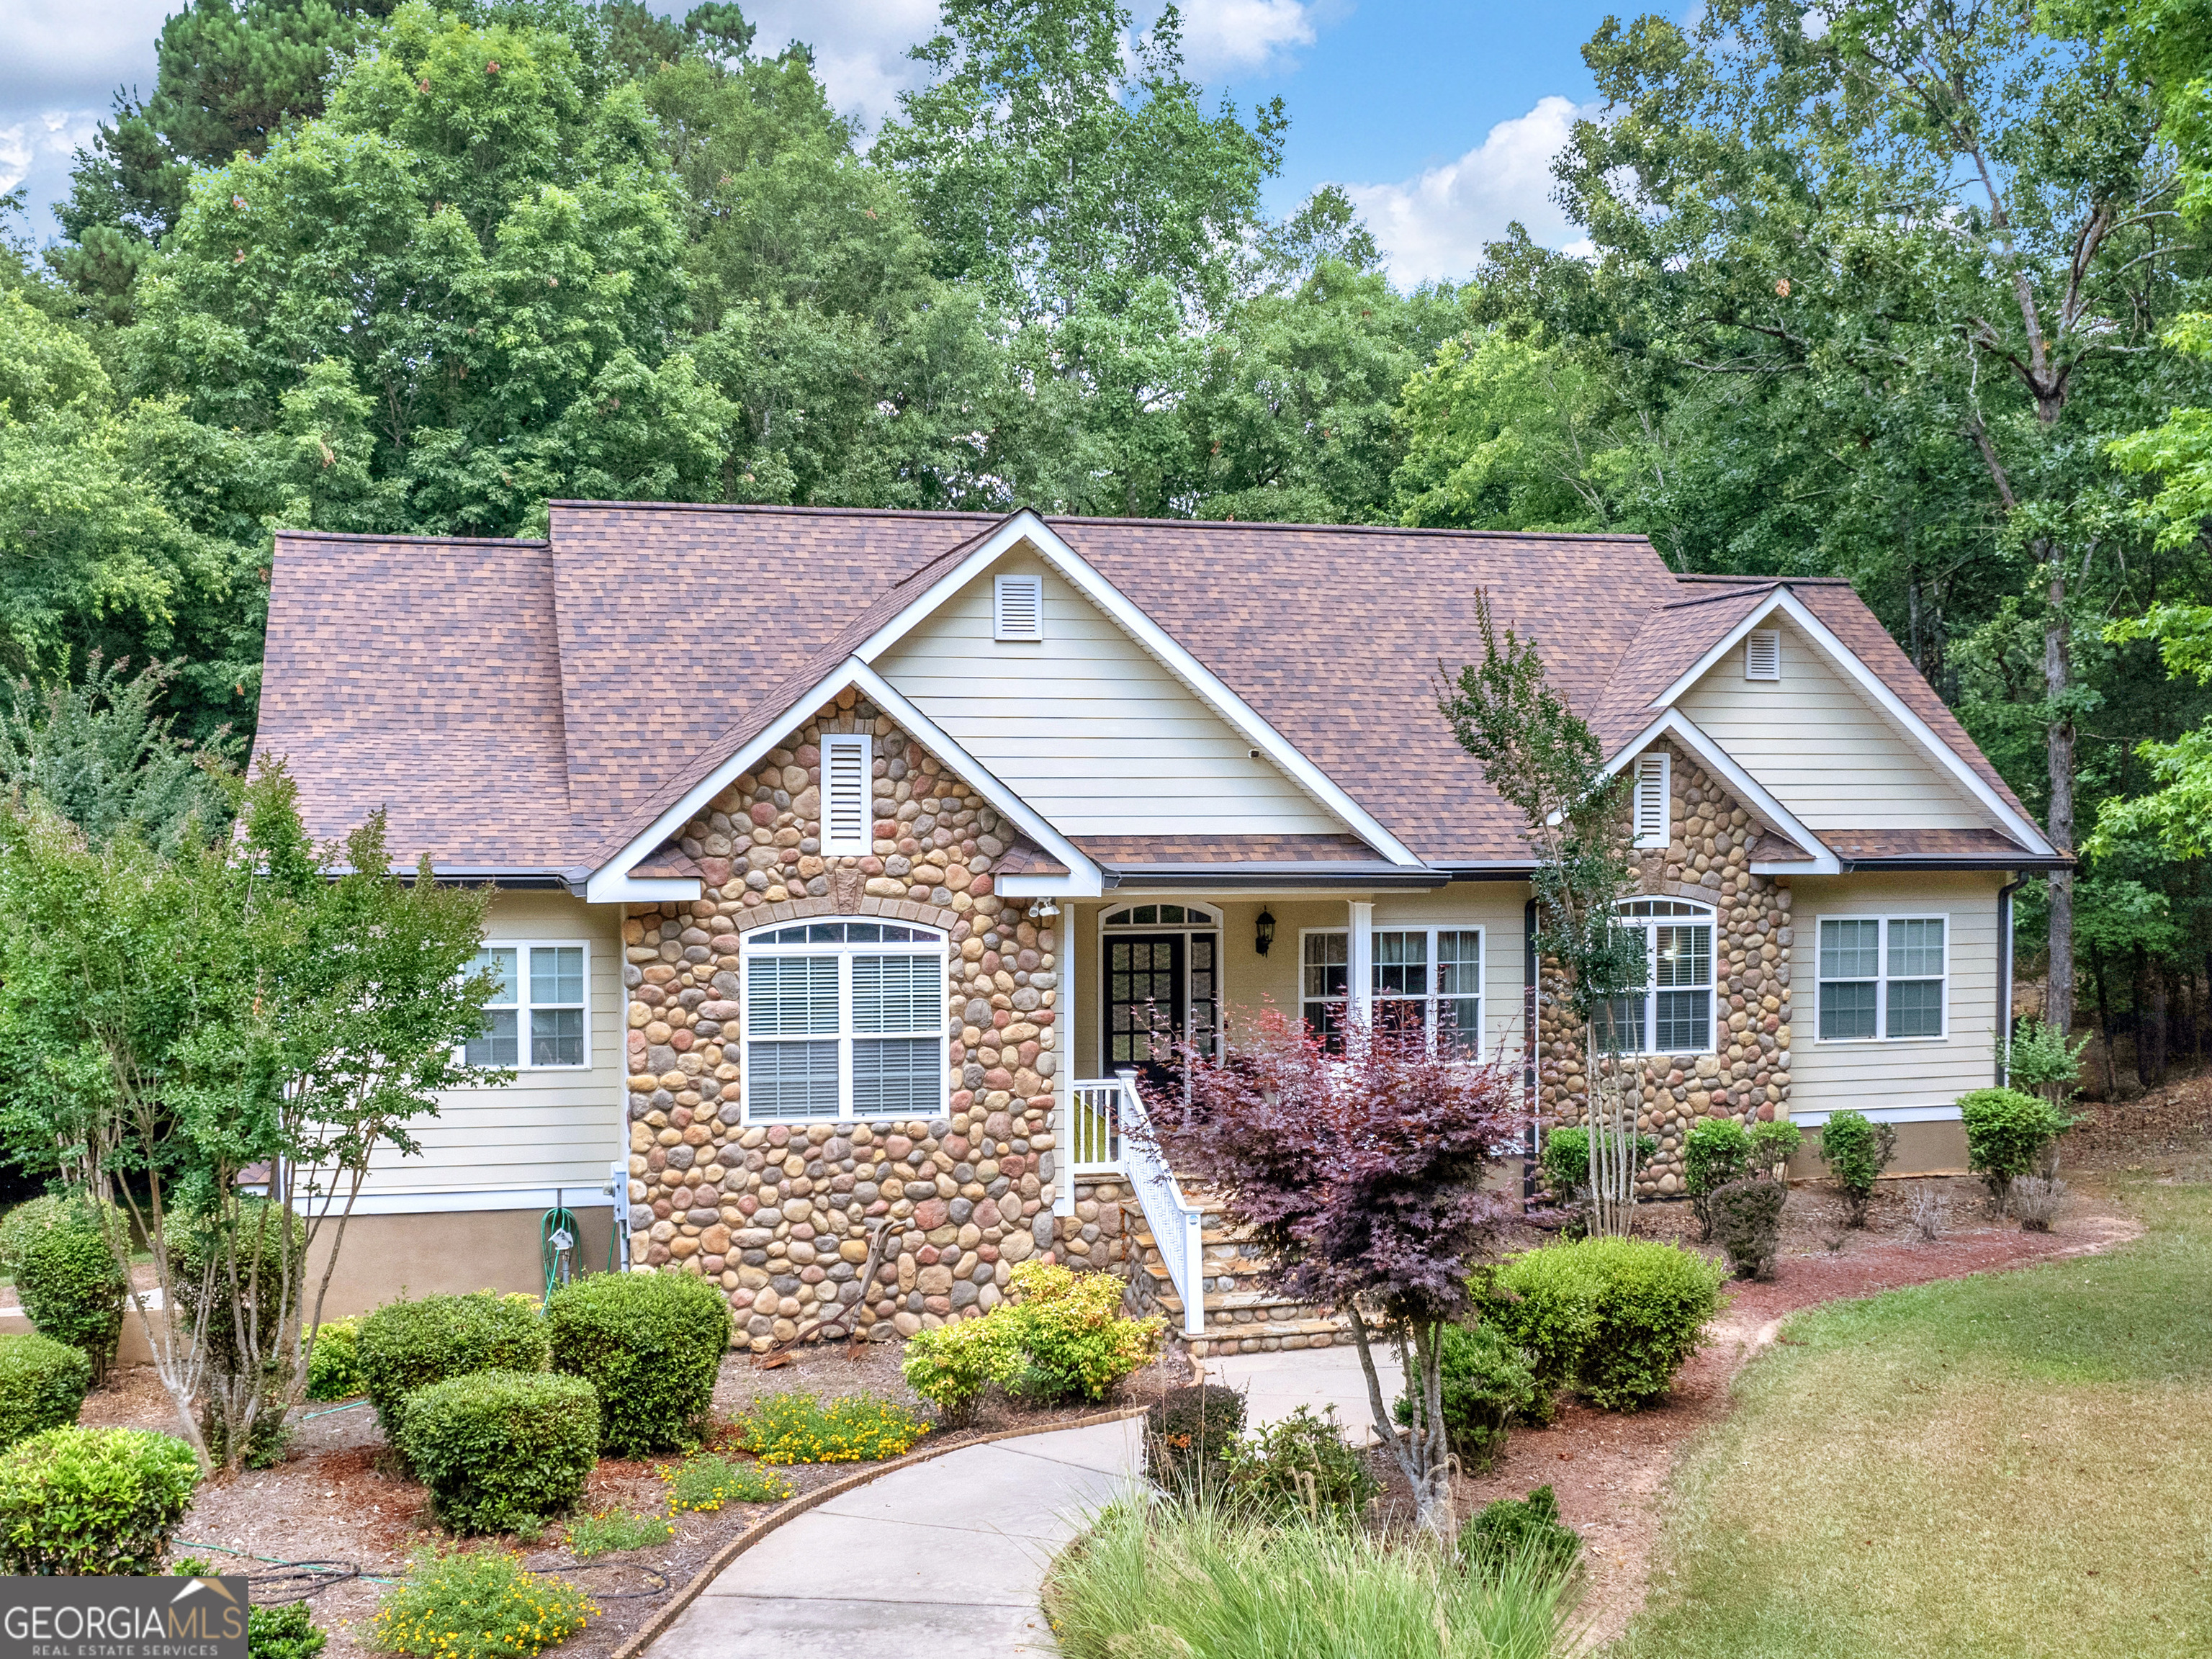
741;920;947;1122
1605;899;1715;1056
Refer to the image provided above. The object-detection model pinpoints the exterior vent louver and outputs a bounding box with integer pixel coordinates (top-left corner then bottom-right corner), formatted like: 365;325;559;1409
1745;628;1782;680
994;572;1043;641
822;734;871;856
1632;752;1670;849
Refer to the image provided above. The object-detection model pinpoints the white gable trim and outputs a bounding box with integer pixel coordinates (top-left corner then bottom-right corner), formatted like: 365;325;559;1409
1652;588;2056;857
853;511;1425;868
1604;710;1844;876
585;658;1104;903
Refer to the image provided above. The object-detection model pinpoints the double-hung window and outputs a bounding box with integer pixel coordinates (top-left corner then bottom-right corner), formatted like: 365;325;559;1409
465;943;588;1069
1301;927;1483;1053
1601;900;1714;1056
1817;916;1946;1040
742;921;946;1121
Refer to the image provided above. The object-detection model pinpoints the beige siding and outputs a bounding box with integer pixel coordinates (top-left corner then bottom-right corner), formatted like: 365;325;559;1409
1785;872;2005;1121
359;891;626;1204
1676;618;1993;831
876;554;1346;839
1066;887;1532;1082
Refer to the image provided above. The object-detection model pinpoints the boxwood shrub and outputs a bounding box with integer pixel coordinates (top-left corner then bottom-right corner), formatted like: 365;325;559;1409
395;1371;599;1535
1393;1322;1537;1473
546;1270;729;1457
1819;1109;1897;1226
1487;1236;1724;1414
305;1319;362;1402
1682;1118;1754;1239
0;1333;92;1449
357;1293;551;1439
1478;1250;1605;1422
12;1200;127;1383
1960;1087;2072;1208
1708;1177;1786;1281
0;1426;199;1574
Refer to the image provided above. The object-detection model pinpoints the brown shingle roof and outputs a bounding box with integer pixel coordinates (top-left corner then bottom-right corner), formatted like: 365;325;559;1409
1825;827;2054;863
1072;834;1385;866
253;505;2036;873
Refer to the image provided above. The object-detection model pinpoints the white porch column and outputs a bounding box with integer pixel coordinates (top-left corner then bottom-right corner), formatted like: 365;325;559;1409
1054;902;1076;1217
1348;900;1375;1028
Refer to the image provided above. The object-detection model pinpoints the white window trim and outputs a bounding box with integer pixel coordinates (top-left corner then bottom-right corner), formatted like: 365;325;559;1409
739;925;949;1123
1632;752;1670;850
993;572;1044;642
1813;912;1951;1044
1100;907;1223;1068
1608;901;1717;1058
466;940;593;1072
819;732;872;857
1298;925;1485;1052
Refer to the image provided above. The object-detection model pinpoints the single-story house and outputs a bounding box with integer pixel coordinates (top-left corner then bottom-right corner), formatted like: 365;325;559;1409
255;504;2066;1345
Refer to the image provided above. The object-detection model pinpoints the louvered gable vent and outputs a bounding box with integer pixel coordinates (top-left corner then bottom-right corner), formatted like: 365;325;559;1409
822;734;871;855
1745;628;1781;680
994;572;1043;641
1632;752;1670;849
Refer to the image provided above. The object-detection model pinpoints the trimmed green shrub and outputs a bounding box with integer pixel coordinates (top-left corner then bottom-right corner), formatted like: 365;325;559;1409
1490;1238;1724;1414
1960;1087;2072;1209
370;1545;593;1659
0;1332;91;1449
1478;1251;1605;1423
1708;1177;1786;1280
1393;1322;1537;1473
665;1451;790;1509
1819;1110;1897;1226
0;1195;67;1275
14;1200;127;1383
546;1270;729;1457
246;1601;326;1659
996;1262;1162;1405
1145;1383;1245;1494
1538;1125;1590;1196
1228;1405;1379;1524
1461;1484;1581;1578
900;1313;1012;1427
357;1292;551;1439
305;1319;362;1402
1683;1118;1754;1240
0;1425;199;1573
737;1391;930;1465
1751;1119;1802;1175
395;1370;599;1535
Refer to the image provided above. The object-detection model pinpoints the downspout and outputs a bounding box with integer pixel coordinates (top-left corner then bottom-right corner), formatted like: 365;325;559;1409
1524;896;1539;1204
1996;872;2026;1085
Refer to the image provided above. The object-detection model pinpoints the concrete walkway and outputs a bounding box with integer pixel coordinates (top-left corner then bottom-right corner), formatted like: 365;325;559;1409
647;1416;1145;1659
1201;1344;1403;1444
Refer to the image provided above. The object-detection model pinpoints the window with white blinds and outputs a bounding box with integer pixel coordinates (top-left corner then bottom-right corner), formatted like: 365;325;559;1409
1632;752;1670;849
1601;899;1714;1056
820;734;871;855
994;572;1044;640
742;921;946;1120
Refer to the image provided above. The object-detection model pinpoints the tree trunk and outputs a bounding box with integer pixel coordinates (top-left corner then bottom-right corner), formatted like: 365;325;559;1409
2149;963;2170;1087
2044;567;2075;1038
2132;944;2153;1090
2091;945;2118;1100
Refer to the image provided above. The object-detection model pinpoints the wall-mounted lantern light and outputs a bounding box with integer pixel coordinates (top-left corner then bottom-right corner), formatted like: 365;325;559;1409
1255;908;1276;956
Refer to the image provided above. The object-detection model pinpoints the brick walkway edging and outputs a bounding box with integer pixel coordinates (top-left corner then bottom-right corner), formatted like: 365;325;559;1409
608;1405;1153;1659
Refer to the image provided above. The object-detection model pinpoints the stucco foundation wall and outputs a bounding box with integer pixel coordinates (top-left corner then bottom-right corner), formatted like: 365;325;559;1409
305;1206;617;1317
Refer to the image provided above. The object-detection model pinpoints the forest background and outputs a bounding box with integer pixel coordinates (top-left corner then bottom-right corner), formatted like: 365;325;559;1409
8;0;2212;1098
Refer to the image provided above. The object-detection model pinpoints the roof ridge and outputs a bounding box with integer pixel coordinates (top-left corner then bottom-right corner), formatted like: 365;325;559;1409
1672;572;1855;586
1660;583;1779;611
274;528;550;547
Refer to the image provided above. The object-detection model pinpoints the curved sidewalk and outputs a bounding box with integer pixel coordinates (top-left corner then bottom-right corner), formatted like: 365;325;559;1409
644;1416;1145;1659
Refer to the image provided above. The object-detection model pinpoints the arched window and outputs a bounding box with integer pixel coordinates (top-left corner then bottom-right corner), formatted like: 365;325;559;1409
741;920;947;1122
1101;904;1219;927
1605;899;1715;1056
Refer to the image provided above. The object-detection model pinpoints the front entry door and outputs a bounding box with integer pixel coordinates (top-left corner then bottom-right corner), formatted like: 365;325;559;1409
1105;930;1219;1086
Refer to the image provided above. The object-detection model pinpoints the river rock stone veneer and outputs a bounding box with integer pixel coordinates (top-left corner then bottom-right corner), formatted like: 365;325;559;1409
623;691;1064;1350
1537;743;1794;1195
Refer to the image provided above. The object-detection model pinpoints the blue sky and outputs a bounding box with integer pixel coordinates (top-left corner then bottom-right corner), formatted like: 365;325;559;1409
4;0;1624;282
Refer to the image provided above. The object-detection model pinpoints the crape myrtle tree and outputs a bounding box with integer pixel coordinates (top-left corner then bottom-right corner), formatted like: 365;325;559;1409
0;760;503;1470
1136;1010;1521;1539
1439;592;1646;1234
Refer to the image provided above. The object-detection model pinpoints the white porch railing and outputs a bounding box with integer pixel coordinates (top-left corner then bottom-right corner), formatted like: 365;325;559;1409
1069;1070;1205;1338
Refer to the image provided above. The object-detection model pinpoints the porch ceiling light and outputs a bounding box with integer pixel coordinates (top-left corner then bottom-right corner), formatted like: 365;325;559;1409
1255;908;1276;956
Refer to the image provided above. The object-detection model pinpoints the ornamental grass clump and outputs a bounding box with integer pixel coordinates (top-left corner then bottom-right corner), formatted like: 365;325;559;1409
369;1545;593;1659
737;1392;928;1465
0;1426;199;1574
546;1270;729;1457
0;1332;92;1449
664;1451;791;1510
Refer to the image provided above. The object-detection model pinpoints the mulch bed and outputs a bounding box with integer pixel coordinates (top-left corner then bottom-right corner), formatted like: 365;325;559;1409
81;1339;1195;1659
1360;1173;2146;1649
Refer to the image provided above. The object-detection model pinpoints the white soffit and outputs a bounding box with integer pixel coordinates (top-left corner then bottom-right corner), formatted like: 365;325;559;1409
585;659;1103;903
851;511;1425;868
1653;588;2056;856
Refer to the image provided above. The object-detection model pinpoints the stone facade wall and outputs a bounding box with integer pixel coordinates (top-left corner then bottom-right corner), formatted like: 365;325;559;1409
1537;744;1794;1195
622;691;1064;1350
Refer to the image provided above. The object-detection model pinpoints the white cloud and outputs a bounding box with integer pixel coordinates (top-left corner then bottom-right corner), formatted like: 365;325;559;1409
1344;94;1596;285
1;0;167;112
1175;0;1318;77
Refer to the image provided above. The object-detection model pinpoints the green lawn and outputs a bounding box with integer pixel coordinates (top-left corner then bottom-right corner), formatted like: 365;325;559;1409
1612;1177;2212;1659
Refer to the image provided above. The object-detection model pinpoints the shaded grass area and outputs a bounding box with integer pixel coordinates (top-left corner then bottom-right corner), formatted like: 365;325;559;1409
1614;1179;2212;1659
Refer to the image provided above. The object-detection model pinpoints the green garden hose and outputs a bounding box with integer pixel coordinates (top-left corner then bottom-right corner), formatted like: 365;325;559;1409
541;1202;579;1303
